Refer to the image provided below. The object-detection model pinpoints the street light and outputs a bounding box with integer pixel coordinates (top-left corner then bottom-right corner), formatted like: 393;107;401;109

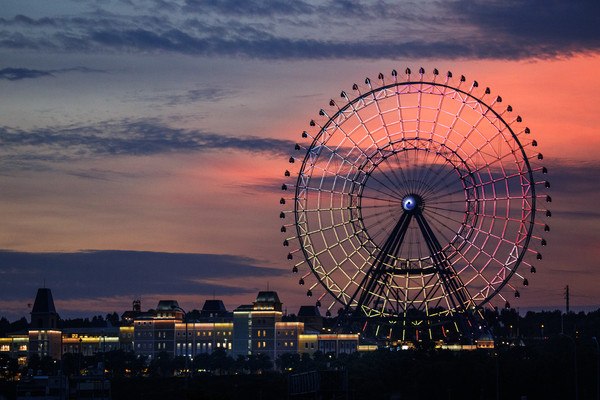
171;305;189;387
560;333;578;400
592;337;599;400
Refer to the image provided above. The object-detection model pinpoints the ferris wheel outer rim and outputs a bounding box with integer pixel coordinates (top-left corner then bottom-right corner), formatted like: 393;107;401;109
291;77;537;312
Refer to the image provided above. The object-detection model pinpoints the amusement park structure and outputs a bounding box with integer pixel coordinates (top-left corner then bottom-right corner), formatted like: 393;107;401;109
281;68;550;343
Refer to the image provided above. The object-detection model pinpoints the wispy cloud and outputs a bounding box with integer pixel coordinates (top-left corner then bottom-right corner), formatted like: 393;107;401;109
134;87;234;106
0;118;295;167
0;66;104;80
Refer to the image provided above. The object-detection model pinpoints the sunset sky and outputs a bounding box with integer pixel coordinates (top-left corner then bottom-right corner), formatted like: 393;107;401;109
0;0;599;320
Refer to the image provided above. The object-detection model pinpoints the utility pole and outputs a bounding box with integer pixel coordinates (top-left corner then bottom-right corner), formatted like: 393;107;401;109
565;285;570;314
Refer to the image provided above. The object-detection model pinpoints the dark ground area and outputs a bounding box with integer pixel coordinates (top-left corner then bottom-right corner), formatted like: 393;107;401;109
1;338;598;400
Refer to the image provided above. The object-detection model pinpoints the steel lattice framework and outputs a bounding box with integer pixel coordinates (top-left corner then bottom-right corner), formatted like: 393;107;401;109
281;68;550;339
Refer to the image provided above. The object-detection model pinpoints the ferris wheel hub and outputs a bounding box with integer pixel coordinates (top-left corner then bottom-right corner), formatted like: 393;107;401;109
402;194;422;212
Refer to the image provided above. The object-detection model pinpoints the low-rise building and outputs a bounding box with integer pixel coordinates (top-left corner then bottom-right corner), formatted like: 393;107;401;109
1;288;360;364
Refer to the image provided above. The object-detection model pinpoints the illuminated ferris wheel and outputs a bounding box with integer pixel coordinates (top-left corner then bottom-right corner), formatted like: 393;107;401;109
280;68;550;339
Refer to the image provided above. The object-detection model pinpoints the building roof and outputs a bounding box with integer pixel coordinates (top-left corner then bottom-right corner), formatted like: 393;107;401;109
234;304;254;312
255;291;281;304
31;288;57;315
156;300;180;311
298;306;321;317
201;300;227;314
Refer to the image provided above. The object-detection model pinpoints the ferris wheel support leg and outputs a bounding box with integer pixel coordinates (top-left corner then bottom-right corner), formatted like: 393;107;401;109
413;210;485;343
347;212;412;316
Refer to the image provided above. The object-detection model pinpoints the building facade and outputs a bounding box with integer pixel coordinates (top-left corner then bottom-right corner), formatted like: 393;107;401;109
0;288;360;364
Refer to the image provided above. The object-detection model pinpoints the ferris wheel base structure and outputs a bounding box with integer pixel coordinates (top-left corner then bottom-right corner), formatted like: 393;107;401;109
281;67;550;344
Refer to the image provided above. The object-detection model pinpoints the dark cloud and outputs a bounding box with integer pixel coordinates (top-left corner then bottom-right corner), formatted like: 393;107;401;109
0;66;104;81
0;15;57;26
451;0;600;55
0;0;597;60
0;119;295;166
0;250;284;300
183;0;315;16
0;68;52;80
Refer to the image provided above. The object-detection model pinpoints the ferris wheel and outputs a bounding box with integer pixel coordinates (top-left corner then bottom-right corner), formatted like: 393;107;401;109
280;68;550;338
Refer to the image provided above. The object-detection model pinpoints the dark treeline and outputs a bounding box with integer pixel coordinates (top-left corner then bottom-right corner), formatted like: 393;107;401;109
483;308;600;340
3;343;598;400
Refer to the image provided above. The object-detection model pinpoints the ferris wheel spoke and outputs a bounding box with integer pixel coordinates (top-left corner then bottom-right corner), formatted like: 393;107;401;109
380;156;411;194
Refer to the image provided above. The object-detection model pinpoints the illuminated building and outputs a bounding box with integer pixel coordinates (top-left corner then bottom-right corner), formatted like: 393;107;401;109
61;327;124;356
250;291;282;359
134;300;182;359
0;288;360;364
28;288;62;360
232;304;254;358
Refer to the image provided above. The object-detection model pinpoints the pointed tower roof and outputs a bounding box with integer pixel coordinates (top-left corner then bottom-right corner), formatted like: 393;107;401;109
31;288;57;314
